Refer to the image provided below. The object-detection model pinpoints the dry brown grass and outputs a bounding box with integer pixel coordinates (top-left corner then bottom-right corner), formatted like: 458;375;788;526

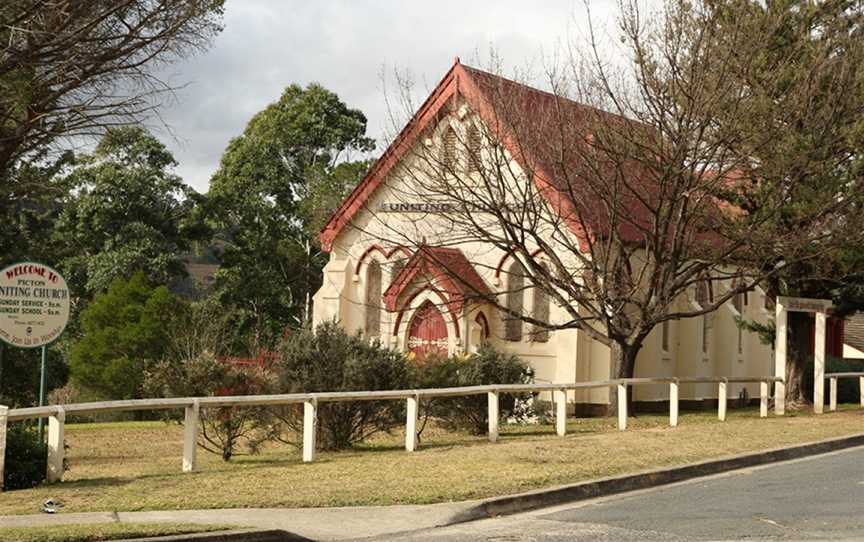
0;523;233;542
1;407;862;516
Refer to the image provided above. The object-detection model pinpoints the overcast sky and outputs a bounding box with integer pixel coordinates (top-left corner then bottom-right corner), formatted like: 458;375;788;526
155;1;628;193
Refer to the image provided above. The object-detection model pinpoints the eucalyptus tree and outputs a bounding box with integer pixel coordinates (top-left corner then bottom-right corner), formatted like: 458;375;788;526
208;83;373;345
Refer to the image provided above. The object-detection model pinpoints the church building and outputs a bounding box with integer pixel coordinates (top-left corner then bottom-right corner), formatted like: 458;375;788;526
313;59;777;413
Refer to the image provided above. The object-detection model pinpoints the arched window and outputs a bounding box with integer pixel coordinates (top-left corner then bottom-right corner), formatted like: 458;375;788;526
661;320;670;352
731;278;744;314
696;276;713;356
475;312;490;343
441;125;458;172
504;260;524;341
389;258;405;287
365;260;382;337
695;276;713;308
532;265;550;342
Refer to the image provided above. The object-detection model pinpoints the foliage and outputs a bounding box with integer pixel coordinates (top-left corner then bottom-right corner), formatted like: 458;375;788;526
208;83;373;339
69;272;183;400
3;423;48;491
706;0;864;403
0;0;224;179
0;152;75;269
0;344;68;408
803;356;864;405
413;345;534;436
271;321;409;450
144;351;270;461
376;2;864;415
54;127;207;296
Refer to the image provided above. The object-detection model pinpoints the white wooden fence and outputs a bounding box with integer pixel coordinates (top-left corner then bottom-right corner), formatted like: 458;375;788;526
823;372;864;413
0;375;784;490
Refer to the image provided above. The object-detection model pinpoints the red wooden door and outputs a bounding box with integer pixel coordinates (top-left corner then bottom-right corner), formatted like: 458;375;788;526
407;301;449;359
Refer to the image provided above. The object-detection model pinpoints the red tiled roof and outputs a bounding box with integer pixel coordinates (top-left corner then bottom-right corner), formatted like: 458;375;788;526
320;58;725;252
383;246;491;314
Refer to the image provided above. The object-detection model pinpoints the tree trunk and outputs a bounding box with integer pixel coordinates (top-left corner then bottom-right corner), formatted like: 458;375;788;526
785;312;811;408
608;341;641;417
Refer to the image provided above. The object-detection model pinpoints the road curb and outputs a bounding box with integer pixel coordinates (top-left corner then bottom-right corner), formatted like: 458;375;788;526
448;432;864;523
120;528;311;542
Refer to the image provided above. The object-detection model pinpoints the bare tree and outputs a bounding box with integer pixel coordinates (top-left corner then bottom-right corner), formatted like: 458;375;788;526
0;0;225;177
336;0;864;411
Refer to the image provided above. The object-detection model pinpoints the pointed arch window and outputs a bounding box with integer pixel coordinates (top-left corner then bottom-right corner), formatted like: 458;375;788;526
532;265;550;342
504;260;525;341
661;320;670;352
389;258;405;287
365;260;382;337
475;312;490;343
695;277;713;308
731;278;745;314
696;276;713;356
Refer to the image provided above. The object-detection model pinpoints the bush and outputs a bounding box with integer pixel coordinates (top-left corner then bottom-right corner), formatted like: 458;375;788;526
414;344;534;436
70;271;183;400
144;351;271;461
271;321;410;450
804;355;864;405
3;423;48;490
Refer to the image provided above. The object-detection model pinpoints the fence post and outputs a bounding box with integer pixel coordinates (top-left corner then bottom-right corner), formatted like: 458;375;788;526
760;381;769;418
47;407;65;483
617;384;627;431
829;377;838;412
860;376;864;408
405;394;419;452
554;389;567;436
718;379;727;422
669;380;679;427
303;399;317;463
487;391;499;443
182;400;199;473
0;405;7;491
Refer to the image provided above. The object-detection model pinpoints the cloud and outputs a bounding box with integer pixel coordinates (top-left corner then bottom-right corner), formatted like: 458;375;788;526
153;0;625;193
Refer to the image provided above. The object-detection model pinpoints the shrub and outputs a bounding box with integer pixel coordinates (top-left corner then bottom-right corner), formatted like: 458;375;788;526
144;351;271;461
70;271;183;400
804;355;864;405
414;344;534;436
3;423;48;490
271;321;410;450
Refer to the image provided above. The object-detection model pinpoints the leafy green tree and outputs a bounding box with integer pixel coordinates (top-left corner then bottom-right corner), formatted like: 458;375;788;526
55;127;207;296
69;271;183;400
208;83;373;342
705;0;864;405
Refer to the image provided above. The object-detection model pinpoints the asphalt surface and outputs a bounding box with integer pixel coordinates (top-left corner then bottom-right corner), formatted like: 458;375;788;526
373;446;864;541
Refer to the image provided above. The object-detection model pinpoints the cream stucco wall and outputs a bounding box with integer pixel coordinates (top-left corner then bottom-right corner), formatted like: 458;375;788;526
313;109;776;410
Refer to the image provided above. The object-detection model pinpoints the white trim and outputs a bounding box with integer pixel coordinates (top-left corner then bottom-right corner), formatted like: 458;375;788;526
398;289;460;355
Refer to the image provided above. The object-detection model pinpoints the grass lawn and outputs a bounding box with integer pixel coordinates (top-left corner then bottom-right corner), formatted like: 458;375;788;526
0;523;234;542
1;407;862;516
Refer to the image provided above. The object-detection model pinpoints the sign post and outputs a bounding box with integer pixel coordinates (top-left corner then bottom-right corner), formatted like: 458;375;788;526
0;262;70;441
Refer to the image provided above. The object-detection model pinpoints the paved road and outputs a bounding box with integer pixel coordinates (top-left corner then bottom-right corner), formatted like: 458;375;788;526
374;446;864;541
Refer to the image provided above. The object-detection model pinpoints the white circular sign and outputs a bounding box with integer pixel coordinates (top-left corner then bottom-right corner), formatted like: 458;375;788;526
0;262;70;348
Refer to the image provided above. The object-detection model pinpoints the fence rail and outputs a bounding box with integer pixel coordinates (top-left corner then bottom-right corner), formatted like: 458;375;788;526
0;375;784;490
823;372;864;413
